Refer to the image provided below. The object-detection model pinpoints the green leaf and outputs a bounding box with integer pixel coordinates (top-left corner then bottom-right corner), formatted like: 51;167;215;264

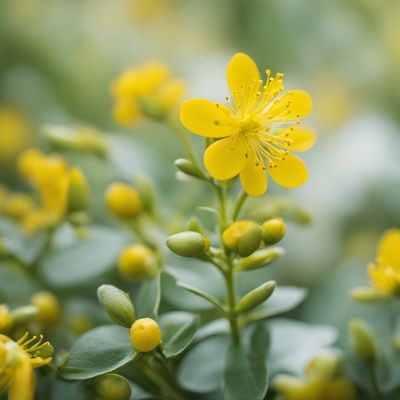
244;286;308;323
268;319;338;376
135;272;161;319
60;325;135;380
160;312;200;358
40;227;127;287
178;335;229;393
223;324;269;400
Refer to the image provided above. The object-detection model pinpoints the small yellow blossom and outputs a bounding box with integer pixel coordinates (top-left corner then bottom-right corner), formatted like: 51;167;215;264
130;318;161;352
368;229;400;296
105;182;142;219
0;332;53;400
111;61;186;126
118;244;157;280
180;53;316;196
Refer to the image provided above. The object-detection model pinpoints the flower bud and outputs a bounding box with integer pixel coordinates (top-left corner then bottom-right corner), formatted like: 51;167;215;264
306;350;343;380
261;218;286;245
69;314;92;336
118;244;158;280
238;247;284;271
222;220;259;252
130;317;161;352
186;216;205;235
0;304;12;332
4;193;36;220
10;305;37;326
166;231;210;258
97;285;136;328
351;287;391;302
95;373;132;400
236;281;276;313
105;182;142;219
349;319;378;366
175;158;207;180
30;291;61;328
67;168;90;213
237;225;262;257
139;97;167;121
134;173;156;216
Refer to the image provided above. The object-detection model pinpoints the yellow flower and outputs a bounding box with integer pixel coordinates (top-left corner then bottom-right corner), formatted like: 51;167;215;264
368;229;400;296
180;53;316;196
0;332;53;400
130;318;161;352
112;61;186;126
18;149;70;232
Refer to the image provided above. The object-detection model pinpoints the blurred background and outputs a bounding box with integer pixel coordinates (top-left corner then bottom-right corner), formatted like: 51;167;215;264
1;0;400;345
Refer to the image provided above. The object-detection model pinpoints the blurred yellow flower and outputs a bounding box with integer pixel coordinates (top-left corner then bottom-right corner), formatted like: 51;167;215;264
18;149;70;232
0;108;32;164
112;61;186;126
180;53;316;196
368;229;400;296
0;332;53;400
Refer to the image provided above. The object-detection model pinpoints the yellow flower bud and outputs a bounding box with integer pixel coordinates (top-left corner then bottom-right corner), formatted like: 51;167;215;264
235;281;276;313
166;231;210;258
261;218;286;245
95;373;132;400
349;319;378;366
105;182;142;219
118;244;157;280
130;318;161;352
97;285;136;328
30;291;61;328
222;220;259;251
0;304;12;332
67;168;90;213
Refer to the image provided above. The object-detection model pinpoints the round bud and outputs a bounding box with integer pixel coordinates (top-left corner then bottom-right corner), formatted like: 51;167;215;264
67;167;90;213
105;183;142;219
95;373;132;400
349;319;378;366
130;318;161;352
237;225;262;257
261;218;286;245
118;244;157;280
97;285;136;328
30;291;61;328
222;220;259;252
166;231;210;258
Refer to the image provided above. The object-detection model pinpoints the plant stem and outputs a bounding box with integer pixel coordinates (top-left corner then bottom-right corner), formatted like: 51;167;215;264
225;257;240;345
368;367;383;400
232;191;248;221
214;184;228;232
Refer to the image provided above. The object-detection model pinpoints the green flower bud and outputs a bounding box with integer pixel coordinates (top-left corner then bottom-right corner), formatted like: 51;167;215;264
67;211;90;227
134;173;156;216
10;305;38;326
261;218;286;245
306;350;343;380
349;319;378;366
186;216;206;235
222;220;258;252
139;97;167;121
236;281;276;313
237;224;262;257
67;168;90;213
175;158;207;180
166;231;210;258
97;285;136;328
95;373;132;400
351;287;391;302
238;247;285;271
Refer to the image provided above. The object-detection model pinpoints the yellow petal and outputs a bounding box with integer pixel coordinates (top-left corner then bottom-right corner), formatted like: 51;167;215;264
240;152;268;196
180;99;236;138
281;126;316;152
9;361;35;400
204;136;247;180
112;99;141;126
227;53;260;96
267;90;312;121
377;229;400;268
269;153;308;188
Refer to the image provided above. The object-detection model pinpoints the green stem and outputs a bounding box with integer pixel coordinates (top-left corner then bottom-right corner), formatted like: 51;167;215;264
225;257;240;345
232;191;248;221
368;367;383;400
214;184;228;232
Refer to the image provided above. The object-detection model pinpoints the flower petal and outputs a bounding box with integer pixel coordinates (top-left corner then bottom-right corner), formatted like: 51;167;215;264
9;361;35;400
281;126;316;152
240;152;268;196
180;99;236;138
267;90;312;121
227;53;260;96
204;136;247;180
269;153;308;188
377;229;400;268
